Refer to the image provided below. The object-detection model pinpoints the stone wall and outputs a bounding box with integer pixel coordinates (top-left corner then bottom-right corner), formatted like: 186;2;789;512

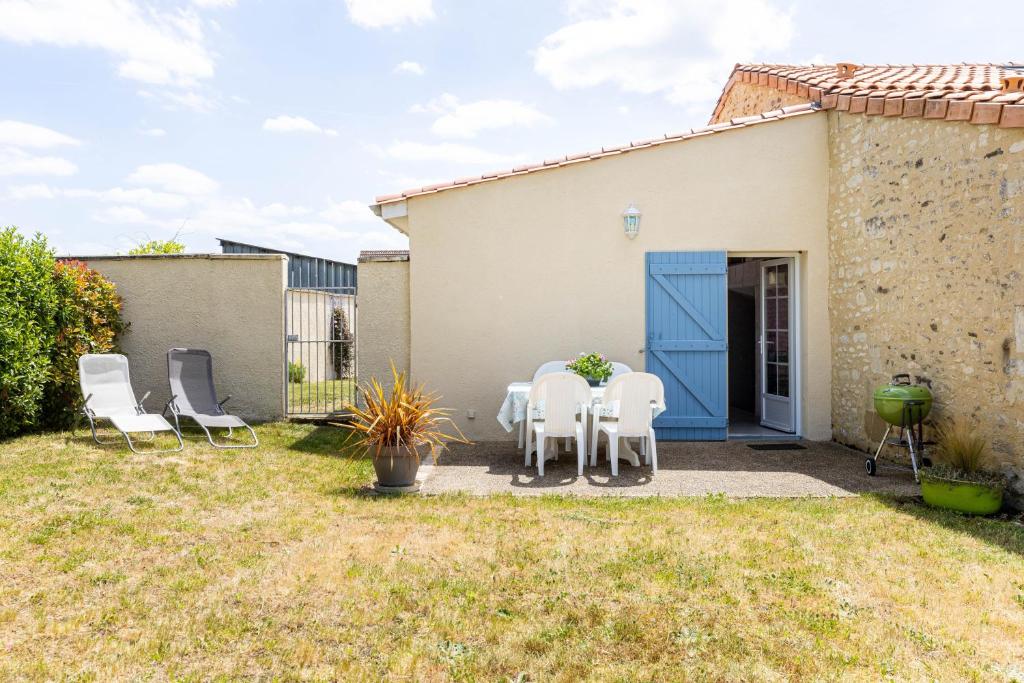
712;82;809;123
826;111;1024;496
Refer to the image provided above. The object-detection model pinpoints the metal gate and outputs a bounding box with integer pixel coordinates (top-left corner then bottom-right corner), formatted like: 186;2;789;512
285;286;356;417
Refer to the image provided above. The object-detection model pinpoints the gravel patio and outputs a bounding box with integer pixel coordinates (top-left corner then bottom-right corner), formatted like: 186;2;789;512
419;439;920;497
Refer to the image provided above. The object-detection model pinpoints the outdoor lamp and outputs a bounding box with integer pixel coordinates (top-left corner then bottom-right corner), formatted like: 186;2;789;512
622;203;641;239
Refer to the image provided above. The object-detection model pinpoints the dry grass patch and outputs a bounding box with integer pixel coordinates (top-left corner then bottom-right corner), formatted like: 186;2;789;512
1;423;1023;680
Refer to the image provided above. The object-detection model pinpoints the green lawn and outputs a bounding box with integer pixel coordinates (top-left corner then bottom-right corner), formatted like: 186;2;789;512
1;423;1023;680
287;378;355;415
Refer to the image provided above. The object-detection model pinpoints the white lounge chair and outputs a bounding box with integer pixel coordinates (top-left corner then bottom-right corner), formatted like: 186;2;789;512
591;372;665;476
524;372;590;477
79;354;183;454
166;348;258;449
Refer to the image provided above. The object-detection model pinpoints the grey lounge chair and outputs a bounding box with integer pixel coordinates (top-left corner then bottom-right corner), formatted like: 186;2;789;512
166;348;258;449
79;353;184;454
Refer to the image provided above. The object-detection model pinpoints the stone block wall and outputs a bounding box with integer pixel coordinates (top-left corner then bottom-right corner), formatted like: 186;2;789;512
826;111;1024;496
711;82;809;123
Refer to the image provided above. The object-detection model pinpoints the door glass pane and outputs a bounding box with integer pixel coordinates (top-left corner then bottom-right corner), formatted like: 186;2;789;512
777;364;789;397
777;331;789;364
766;266;777;296
777;296;788;329
765;296;777;329
766;362;778;396
776;264;789;297
766;331;778;363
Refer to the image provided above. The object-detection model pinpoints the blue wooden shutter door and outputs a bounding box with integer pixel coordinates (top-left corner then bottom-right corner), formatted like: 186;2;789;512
646;251;728;440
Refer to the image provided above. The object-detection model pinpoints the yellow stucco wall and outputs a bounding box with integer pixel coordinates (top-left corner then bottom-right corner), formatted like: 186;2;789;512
83;254;287;421
402;113;832;440
356;257;411;391
826;112;1024;494
712;82;809;123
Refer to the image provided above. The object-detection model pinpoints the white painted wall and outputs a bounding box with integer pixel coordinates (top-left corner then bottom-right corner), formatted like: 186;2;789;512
394;113;832;440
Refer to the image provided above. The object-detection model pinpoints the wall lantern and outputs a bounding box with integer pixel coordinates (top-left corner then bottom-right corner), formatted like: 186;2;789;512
622;203;641;239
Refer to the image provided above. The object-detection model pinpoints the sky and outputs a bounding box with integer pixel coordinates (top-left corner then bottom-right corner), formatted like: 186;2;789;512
1;0;1022;263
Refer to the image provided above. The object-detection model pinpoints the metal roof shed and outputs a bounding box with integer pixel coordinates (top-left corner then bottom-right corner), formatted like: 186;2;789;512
217;237;357;290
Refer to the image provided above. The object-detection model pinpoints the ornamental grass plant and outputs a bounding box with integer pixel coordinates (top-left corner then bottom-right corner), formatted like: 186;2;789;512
348;364;467;462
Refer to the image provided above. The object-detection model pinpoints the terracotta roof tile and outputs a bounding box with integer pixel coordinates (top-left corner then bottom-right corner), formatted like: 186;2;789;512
711;62;1024;129
375;63;1024;207
373;103;822;205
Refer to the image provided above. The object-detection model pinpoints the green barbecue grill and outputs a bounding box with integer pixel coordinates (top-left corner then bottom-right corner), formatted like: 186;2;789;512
866;374;933;480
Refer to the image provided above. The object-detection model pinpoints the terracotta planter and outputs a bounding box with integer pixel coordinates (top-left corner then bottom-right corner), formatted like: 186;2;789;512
920;472;1003;516
371;445;421;488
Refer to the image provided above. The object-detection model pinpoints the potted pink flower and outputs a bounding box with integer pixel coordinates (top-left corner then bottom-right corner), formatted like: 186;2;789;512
566;352;613;387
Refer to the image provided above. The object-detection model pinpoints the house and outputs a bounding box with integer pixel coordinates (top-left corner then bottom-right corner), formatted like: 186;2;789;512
365;63;1024;494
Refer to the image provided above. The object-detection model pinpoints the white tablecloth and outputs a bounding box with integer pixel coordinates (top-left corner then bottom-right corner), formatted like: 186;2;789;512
496;381;664;432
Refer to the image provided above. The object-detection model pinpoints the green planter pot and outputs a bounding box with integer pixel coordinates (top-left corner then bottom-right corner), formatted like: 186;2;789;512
920;472;1003;515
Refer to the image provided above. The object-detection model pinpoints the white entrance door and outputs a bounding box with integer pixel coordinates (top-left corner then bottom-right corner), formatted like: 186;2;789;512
759;258;796;432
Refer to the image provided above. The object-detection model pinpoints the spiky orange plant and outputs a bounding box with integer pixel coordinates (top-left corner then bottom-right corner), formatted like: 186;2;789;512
348;365;468;462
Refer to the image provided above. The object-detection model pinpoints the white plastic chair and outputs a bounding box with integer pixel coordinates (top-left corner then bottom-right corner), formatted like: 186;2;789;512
532;361;569;381
609;362;633;379
518;360;569;449
591;372;665;476
524;373;590;477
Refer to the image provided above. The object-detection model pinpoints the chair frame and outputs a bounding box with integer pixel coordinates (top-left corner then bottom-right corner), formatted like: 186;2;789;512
81;391;184;455
165;348;259;449
524;372;590;477
590;373;663;476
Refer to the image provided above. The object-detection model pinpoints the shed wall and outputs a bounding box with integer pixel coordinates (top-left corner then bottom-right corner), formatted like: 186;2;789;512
82;254;287;421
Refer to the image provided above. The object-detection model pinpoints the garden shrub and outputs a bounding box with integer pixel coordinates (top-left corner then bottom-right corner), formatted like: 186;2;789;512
288;362;306;384
41;260;127;429
0;227;58;437
0;227;126;436
331;306;353;379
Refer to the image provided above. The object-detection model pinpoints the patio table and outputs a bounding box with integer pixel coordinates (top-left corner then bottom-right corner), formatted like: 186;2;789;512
497;382;665;467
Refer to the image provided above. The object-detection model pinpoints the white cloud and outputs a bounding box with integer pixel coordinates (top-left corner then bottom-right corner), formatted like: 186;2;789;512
394;60;425;75
262;115;338;136
141;128;167;137
422;96;552;139
66;186;190;210
534;0;794;106
320;199;373;224
3;183;57;200
383;140;526;165
0;148;77;176
138;88;218;113
127;163;218;195
0;120;80;148
2;183;188;209
192;0;237;7
260;202;310;218
0;0;216;87
345;0;434;29
93;205;167;226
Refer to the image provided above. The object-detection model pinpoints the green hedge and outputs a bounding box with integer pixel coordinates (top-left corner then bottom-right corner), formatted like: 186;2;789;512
0;228;58;437
0;227;126;436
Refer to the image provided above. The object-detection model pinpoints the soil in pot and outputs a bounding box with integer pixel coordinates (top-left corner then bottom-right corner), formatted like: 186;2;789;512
920;474;1003;515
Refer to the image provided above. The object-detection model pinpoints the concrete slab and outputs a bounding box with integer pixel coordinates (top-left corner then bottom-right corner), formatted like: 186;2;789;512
419;440;920;498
